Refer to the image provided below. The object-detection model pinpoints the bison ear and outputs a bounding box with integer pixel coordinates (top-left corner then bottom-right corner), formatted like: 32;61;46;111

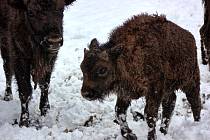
7;0;27;10
89;38;100;50
84;48;89;57
65;0;76;5
108;44;123;61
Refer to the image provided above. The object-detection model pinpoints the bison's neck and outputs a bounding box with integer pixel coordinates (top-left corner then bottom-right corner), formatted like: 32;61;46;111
32;47;58;84
113;59;148;100
114;78;147;100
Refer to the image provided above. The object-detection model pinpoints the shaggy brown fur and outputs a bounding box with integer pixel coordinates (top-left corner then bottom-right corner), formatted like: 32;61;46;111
0;0;75;127
81;14;201;140
200;0;210;66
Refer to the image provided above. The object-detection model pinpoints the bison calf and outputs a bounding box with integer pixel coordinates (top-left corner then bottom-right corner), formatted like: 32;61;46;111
80;14;201;140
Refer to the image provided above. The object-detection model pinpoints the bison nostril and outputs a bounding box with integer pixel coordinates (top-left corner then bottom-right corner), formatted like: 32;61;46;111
41;35;63;52
82;92;88;97
47;37;63;44
44;33;63;46
82;92;94;100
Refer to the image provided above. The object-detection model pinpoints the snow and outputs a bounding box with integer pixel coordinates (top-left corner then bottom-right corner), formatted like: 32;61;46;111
0;0;210;139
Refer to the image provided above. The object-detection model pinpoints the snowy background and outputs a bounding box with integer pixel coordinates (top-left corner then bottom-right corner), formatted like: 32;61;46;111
1;0;210;139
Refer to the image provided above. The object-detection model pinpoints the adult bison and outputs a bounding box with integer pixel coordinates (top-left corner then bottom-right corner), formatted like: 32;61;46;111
0;0;76;126
81;14;201;140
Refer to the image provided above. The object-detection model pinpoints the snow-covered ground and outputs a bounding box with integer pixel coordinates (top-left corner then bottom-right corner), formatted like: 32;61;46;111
0;0;210;139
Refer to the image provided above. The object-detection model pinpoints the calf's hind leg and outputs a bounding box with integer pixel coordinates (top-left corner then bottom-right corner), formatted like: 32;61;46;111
115;97;137;140
0;37;13;101
160;91;176;135
182;80;201;121
145;87;163;140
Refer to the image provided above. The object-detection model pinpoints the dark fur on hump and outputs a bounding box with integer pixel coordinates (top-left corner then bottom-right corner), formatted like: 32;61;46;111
108;13;198;96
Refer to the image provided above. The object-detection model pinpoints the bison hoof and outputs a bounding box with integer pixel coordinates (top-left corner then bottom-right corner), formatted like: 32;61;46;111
3;90;13;101
113;119;119;125
3;95;13;101
40;105;50;116
123;132;137;140
147;136;156;140
147;133;157;140
19;119;30;127
132;111;145;121
194;115;200;122
159;127;167;135
19;113;30;127
202;60;208;65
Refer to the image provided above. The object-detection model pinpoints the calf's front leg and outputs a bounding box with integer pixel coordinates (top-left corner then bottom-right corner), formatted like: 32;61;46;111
160;91;176;135
115;97;137;140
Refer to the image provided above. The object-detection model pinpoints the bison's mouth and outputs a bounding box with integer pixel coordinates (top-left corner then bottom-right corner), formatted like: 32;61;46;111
82;89;109;102
40;36;63;53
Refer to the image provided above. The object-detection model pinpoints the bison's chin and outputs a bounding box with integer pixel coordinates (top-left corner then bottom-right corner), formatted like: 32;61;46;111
82;90;111;102
40;40;62;53
47;44;61;53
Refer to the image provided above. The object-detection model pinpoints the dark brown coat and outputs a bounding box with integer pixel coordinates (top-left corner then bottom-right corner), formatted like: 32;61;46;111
0;0;75;126
200;0;210;66
80;14;201;140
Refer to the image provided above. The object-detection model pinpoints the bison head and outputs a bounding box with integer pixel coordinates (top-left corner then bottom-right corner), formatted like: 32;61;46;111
80;38;123;101
8;0;76;53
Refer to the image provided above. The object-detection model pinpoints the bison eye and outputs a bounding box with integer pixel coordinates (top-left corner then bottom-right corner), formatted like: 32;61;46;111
97;67;108;77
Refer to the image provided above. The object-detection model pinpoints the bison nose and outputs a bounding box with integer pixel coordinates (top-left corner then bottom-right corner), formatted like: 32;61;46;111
47;36;63;44
45;34;63;46
41;34;63;52
81;90;95;100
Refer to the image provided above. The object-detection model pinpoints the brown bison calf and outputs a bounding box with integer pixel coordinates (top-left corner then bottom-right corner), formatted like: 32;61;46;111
0;0;75;126
80;14;201;140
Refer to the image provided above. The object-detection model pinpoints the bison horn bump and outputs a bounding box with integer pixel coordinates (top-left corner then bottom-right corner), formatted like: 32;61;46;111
89;38;99;50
